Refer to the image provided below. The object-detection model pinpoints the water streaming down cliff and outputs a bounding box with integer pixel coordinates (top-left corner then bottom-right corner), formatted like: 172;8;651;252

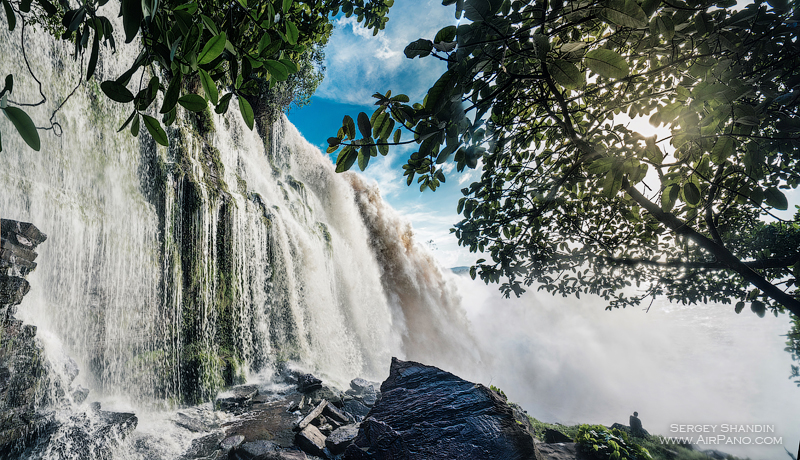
0;17;481;458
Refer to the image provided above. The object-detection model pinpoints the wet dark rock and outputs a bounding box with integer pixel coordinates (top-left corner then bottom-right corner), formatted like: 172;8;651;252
356;387;377;407
297;374;322;393
545;428;573;443
232;439;309;460
0;220;46;278
0;275;29;309
344;357;537;460
325;424;360;455
322;403;351;426
535;442;589;460
341;399;370;421
349;378;371;392
343;419;408;460
221;434;246;452
222;393;303;448
176;412;213;433
0;318;51;458
217;385;260;412
178;431;226;460
307;385;343;407
295;400;327;432
72;385;90;405
294;424;326;458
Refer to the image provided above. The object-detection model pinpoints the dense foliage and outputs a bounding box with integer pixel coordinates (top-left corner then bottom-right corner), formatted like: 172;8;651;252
576;425;652;460
329;0;800;320
0;0;393;149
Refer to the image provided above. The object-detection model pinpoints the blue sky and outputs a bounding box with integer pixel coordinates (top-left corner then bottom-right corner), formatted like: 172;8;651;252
288;0;800;269
288;0;480;268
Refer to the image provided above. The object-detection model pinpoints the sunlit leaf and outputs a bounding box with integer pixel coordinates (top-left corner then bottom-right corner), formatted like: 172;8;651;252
585;49;630;79
197;33;226;65
549;59;585;89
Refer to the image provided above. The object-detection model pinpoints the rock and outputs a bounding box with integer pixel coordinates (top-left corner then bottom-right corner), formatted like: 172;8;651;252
322;403;352;426
508;402;535;435
294;400;327;432
89;401;102;411
72;385;90;405
544;428;572;443
222;393;304;448
325;424;360;455
294;424;326;458
0;275;29;308
220;434;246;452
343;419;408;460
344;357;537;460
175;411;213;433
178;431;226;460
535;442;590;460
350;378;371;392
306;385;343;406
341;399;370;421
217;385;259;412
0;318;51;457
232;440;280;459
297;374;322;393
357;387;377;407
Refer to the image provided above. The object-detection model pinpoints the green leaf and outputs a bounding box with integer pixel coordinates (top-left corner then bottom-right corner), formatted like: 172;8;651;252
35;0;57;15
335;146;357;173
131;113;140;136
282;0;292;11
160;71;183;113
258;33;271;54
734;301;744;314
3;106;40;150
683;182;701;206
585;49;630;79
120;0;142;43
358;147;370;171
710;136;735;165
3;0;17;31
100;80;134;103
549;59;585;90
357;112;371;139
178;94;207;112
279;59;298;74
263;60;289;81
662;183;679;212
215;92;233;114
750;300;766;318
404;39;433;59
197;33;227;65
764;187;788;210
86;29;100;81
198;69;218;105
434;25;457;43
238;95;254;130
601;0;648;28
20;0;31;13
142;114;168;146
285;21;299;45
343;115;355;139
393;128;401;144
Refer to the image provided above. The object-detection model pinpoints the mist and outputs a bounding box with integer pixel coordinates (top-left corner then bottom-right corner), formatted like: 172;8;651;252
442;273;799;460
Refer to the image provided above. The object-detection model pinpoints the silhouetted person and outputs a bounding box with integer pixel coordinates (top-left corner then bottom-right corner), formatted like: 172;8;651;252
630;411;644;437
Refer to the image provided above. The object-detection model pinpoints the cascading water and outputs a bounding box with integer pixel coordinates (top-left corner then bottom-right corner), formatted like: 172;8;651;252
0;13;479;460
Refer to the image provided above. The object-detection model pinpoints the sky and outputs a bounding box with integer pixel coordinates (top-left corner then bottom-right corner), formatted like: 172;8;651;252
287;0;479;269
286;3;800;458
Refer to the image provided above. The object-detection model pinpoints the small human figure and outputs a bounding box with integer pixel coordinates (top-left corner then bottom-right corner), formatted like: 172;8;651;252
629;411;644;437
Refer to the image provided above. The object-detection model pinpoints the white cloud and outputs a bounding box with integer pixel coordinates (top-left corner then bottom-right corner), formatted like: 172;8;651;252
317;0;455;105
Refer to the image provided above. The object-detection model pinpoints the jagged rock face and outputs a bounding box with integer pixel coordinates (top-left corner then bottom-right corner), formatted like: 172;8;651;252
0;317;51;458
344;357;538;460
0;219;51;458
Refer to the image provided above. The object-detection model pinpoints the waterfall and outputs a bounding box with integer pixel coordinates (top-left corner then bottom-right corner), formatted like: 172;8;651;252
0;11;474;424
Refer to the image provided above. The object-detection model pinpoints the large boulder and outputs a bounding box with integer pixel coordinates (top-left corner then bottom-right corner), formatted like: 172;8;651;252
344;357;537;460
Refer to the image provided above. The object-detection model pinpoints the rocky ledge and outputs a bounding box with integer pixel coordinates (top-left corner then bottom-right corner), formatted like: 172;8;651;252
175;358;537;460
